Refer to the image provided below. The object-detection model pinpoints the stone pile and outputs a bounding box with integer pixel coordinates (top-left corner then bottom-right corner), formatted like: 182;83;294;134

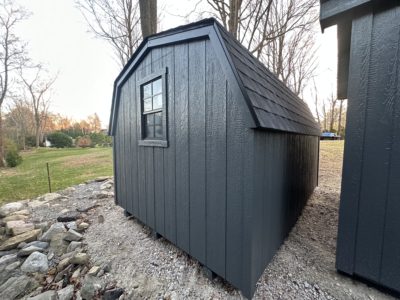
0;179;124;300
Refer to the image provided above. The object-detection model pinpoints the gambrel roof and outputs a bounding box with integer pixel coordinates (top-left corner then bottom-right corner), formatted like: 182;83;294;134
109;18;320;136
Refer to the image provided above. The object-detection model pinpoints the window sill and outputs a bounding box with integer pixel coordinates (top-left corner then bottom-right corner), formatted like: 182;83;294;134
138;140;168;147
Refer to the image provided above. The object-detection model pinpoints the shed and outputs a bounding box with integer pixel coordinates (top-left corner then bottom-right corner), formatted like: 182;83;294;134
108;18;320;298
320;1;400;295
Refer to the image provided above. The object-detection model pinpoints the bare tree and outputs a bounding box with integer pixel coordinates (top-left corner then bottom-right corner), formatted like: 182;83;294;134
328;93;338;132
206;0;318;96
139;0;157;38
76;0;142;67
0;0;28;166
337;99;344;137
20;65;57;148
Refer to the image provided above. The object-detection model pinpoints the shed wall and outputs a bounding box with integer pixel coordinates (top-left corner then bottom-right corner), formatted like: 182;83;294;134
113;39;255;291
336;6;400;293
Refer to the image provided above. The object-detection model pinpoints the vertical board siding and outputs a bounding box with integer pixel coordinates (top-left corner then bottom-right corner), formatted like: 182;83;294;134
113;39;319;298
189;41;207;263
205;41;227;277
174;44;190;252
336;13;373;275
152;48;165;236
354;9;399;281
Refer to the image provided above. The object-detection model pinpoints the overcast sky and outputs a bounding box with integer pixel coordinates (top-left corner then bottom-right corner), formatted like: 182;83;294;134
13;0;337;129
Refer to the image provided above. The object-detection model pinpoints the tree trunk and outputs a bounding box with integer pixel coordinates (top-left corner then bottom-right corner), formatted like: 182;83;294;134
0;107;4;167
139;0;157;38
35;121;40;148
228;0;241;38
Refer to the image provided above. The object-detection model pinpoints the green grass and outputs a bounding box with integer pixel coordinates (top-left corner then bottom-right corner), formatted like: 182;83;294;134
0;147;113;204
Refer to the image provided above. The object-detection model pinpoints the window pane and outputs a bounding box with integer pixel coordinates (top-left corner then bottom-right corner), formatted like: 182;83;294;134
146;125;154;138
143;83;152;98
143;97;152;112
146;114;154;126
155;125;163;138
154;112;162;125
152;78;162;95
153;94;162;110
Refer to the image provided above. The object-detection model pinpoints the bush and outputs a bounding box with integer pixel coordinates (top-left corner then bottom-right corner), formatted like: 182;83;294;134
47;132;73;148
25;136;36;147
76;135;93;148
4;139;22;167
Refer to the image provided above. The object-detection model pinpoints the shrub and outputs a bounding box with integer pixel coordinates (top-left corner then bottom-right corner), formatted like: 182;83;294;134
47;132;73;148
4;139;22;167
76;135;93;148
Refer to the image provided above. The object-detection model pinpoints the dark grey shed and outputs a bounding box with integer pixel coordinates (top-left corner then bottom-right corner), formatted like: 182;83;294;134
321;0;400;295
108;18;319;298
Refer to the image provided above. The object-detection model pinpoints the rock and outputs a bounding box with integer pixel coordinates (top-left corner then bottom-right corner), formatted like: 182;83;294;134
0;202;25;218
64;229;83;242
63;187;76;194
28;200;48;208
0;275;39;299
5;260;21;271
35;222;50;232
0;229;41;251
71;267;81;282
70;252;89;265
58;285;74;300
41;193;62;202
57;257;72;272
98;215;104;223
104;288;124;300
23;241;49;249
88;266;100;276
1;276;37;297
49;234;69;257
81;275;104;300
27;290;57;300
10;209;30;216
40;223;66;242
18;245;44;257
57;211;80;222
94;176;111;182
97;269;104;277
21;251;49;273
100;181;113;190
0;249;18;258
77;222;89;231
0;253;18;268
66;221;77;231
6;220;35;236
67;241;82;253
101;261;111;273
2;214;29;222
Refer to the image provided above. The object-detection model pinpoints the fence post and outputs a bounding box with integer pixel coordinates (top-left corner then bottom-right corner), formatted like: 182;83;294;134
46;162;52;193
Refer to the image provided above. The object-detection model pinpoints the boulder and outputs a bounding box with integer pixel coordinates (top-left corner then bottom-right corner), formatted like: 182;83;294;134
0;253;18;269
21;251;49;273
0;275;39;299
80;275;104;300
49;234;69;256
103;288;124;300
27;290;57;300
57;285;74;300
0;202;25;218
70;252;89;265
64;229;83;242
23;241;49;249
57;211;80;222
2;214;29;222
40;223;66;242
6;220;35;236
67;241;82;253
5;260;21;271
18;245;44;257
0;229;41;251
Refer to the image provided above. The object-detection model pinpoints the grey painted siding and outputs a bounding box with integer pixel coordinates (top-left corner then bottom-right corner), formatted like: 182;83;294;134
336;5;400;294
113;38;318;297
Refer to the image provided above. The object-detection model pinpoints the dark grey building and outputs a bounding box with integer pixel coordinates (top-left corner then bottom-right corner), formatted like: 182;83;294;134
320;0;400;295
108;18;319;298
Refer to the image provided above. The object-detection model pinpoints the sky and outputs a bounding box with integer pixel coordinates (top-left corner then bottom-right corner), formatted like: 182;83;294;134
13;0;337;129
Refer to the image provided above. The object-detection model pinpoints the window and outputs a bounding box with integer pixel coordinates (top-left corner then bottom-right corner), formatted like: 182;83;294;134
138;69;168;147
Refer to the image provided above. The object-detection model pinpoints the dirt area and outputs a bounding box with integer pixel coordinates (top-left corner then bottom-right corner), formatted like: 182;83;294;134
1;141;397;299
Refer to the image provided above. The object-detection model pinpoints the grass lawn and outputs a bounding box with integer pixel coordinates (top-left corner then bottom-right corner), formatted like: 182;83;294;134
0;147;113;204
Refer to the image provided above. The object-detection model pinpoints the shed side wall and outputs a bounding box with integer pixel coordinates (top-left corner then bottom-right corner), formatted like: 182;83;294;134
113;39;255;293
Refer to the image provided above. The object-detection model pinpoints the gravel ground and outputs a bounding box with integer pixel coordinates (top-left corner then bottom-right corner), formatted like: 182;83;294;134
28;141;397;299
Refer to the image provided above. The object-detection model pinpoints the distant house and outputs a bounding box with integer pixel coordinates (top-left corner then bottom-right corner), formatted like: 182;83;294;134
321;0;400;295
108;18;319;298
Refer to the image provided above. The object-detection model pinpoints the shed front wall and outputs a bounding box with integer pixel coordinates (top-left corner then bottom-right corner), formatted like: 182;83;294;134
336;5;400;293
113;38;256;293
